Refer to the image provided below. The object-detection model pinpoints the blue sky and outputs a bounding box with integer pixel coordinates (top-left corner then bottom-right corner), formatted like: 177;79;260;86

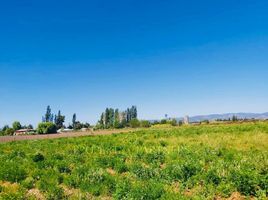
0;0;268;126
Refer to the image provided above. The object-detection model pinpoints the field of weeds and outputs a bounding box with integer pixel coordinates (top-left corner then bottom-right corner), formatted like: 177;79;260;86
0;122;267;199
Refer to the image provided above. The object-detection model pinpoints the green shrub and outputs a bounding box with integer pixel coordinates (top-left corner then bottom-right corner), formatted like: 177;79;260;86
129;119;140;128
32;153;45;162
140;120;151;128
37;122;57;134
5;128;15;136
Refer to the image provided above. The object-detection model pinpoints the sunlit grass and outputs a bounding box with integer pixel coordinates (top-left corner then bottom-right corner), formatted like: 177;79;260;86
0;122;267;199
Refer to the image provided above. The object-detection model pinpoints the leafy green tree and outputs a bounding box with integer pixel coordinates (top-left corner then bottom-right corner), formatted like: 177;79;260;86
43;106;53;122
2;125;9;132
37;122;57;134
114;109;120;124
232;115;238;122
72;113;76;127
108;108;115;127
105;108;109;127
0;125;15;136
99;113;104;126
130;106;138;119
54;110;65;129
126;108;131;123
12;121;22;131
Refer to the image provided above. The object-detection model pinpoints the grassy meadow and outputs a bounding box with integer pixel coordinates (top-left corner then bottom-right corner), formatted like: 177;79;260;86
0;122;267;199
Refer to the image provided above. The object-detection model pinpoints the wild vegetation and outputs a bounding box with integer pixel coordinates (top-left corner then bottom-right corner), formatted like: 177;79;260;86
0;122;267;199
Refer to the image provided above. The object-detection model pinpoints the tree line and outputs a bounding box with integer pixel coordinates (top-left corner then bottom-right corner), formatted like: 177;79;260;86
97;106;138;129
0;105;143;136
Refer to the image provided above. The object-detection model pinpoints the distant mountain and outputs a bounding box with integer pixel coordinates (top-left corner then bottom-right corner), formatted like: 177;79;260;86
149;112;268;123
188;112;268;122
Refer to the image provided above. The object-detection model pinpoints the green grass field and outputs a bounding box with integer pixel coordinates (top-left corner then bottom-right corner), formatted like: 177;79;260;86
0;123;267;199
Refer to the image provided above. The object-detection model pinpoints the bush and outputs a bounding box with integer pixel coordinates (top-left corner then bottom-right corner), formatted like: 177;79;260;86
140;120;151;128
32;153;45;162
169;119;177;126
37;122;57;134
130;119;140;128
5;128;15;136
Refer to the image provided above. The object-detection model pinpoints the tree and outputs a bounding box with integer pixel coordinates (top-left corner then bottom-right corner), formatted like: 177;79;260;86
37;122;57;134
126;108;131;123
5;128;15;136
43;106;53;122
108;108;115;127
73;121;83;130
12;121;22;131
232;115;238;122
0;125;14;136
83;123;91;128
72;113;76;127
55;110;65;129
130;106;138;119
27;124;34;129
104;108;109;127
99;113;104;126
114;109;120;123
2;125;9;132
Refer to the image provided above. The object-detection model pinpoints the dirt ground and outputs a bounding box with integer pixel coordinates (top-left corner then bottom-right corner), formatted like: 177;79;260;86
0;129;135;143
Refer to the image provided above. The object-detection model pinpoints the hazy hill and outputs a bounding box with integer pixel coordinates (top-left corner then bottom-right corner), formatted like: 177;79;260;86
189;112;268;122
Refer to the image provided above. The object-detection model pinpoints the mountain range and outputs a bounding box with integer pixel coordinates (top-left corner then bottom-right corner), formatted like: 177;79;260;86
185;112;268;122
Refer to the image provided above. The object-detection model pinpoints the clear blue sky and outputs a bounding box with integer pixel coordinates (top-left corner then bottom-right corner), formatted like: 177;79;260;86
0;0;268;126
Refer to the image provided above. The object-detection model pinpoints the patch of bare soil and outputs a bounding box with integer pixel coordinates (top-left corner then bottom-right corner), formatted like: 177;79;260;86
27;189;45;200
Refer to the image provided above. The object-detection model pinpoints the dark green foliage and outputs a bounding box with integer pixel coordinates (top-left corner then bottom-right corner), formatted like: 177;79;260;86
72;113;76;127
54;110;65;129
32;153;45;162
231;170;260;196
43;105;53;122
205;169;221;185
